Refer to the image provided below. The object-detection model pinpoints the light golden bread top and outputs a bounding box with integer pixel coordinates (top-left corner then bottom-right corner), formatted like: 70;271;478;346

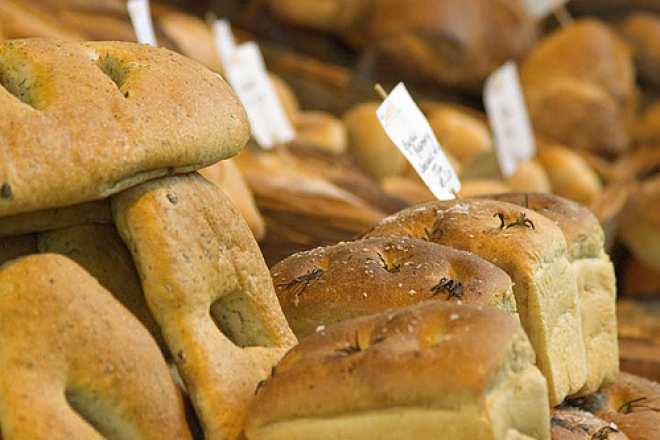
481;192;606;261
0;253;192;439
361;199;459;240
246;301;538;432
427;199;568;276
0;37;250;218
271;237;516;338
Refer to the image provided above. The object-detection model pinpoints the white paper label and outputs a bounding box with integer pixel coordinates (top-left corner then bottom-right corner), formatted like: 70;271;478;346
522;0;570;20
212;19;236;68
483;61;536;177
222;41;295;149
376;83;461;201
127;0;157;46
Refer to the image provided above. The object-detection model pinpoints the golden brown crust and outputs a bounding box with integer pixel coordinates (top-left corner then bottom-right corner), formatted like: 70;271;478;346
617;12;660;91
464;192;619;394
618;174;660;271
425;102;494;170
245;301;549;440
0;37;250;218
365;0;537;92
342;101;408;180
361;199;459;240
426;198;585;404
535;142;604;208
480;192;605;261
36;222;166;353
199;159;266;242
271;237;516;338
0;199;112;238
505;159;552;194
111;172;296;439
520;19;637;157
591;372;660;440
265;0;375;33
0;253;192;439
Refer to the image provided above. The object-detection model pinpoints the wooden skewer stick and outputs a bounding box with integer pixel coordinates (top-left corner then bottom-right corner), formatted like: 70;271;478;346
553;2;574;28
374;83;388;101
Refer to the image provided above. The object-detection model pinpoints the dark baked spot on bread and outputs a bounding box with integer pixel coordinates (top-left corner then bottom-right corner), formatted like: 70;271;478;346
430;277;464;300
617;396;660;414
166;193;178;205
0;183;12;199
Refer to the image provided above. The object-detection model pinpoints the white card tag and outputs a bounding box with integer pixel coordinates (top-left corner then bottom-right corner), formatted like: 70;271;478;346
376;83;461;201
211;19;236;68
222;41;295;149
483;61;536;177
127;0;157;46
522;0;570;20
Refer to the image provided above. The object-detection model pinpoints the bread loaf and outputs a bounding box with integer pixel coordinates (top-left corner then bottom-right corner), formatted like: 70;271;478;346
112;172;297;439
364;198;587;405
520;19;637;157
245;301;550;440
271;236;516;338
0;253;193;438
0;38;250;218
483;192;619;395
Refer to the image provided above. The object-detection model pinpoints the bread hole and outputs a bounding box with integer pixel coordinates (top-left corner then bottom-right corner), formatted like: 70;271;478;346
93;53;133;98
368;252;401;273
66;387;139;439
0;57;39;109
210;293;277;347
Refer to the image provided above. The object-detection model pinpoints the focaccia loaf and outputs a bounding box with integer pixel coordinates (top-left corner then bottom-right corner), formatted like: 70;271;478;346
0;37;250;218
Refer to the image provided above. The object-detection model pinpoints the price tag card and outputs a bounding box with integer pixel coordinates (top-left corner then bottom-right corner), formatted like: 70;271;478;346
483;61;536;177
522;0;570;20
214;22;295;149
211;18;236;68
127;0;157;46
376;82;461;200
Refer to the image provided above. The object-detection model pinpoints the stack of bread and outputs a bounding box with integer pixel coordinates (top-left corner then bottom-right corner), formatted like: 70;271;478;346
0;37;297;439
3;0;660;438
250;191;660;439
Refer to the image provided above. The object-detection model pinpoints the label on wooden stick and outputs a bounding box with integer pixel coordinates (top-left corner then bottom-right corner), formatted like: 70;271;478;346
377;82;461;200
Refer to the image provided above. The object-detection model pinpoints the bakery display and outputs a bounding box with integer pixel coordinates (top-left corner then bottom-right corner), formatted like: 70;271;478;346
0;35;294;439
397;199;586;405
2;0;660;438
245;301;550;440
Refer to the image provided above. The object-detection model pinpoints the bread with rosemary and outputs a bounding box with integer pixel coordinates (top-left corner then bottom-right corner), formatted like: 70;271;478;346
245;301;550;440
